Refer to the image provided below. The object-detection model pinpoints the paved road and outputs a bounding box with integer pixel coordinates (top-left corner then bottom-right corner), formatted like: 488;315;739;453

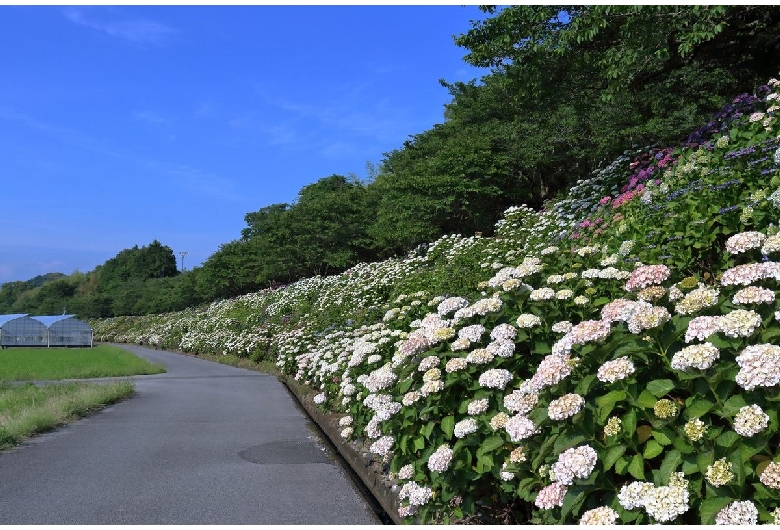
0;345;383;524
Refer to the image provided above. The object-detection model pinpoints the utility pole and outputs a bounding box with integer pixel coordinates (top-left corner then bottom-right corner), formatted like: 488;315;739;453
179;251;188;272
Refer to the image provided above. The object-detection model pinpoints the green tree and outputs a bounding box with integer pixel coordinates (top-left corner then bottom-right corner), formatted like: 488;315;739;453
235;175;374;287
240;203;298;284
364;6;780;260
197;239;264;300
95;240;178;291
369;120;518;255
455;6;780;97
284;175;373;277
135;240;179;279
0;281;28;313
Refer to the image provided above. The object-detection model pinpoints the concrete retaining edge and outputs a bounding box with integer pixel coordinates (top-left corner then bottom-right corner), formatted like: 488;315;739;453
278;374;404;525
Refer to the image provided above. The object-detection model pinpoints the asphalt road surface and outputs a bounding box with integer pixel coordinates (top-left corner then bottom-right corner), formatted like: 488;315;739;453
0;344;383;524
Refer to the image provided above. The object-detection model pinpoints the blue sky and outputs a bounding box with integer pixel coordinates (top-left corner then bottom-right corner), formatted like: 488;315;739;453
0;5;489;285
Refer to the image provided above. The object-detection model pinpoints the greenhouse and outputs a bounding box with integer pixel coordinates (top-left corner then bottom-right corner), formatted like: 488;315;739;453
30;315;94;347
0;314;47;347
0;314;94;347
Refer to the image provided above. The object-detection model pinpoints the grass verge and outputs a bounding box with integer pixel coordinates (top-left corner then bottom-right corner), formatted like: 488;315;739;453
175;350;281;376
0;381;134;450
0;344;165;381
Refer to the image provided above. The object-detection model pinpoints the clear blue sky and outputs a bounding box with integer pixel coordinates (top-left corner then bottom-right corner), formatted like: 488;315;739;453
0;5;489;285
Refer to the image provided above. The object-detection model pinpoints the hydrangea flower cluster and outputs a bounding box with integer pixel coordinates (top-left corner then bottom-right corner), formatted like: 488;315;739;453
715;500;758;525
685;309;762;343
763;233;780;254
637;285;666;301
653;398;678;419
733;404;770;437
760;461;780;489
720;309;763;338
642;484;690;522
445;357;467;373
674;285;720;314
398;481;433;507
535;482;567;509
466;348;494;365
671;342;720;371
725;231;766;254
579;506;619;525
720;261;780;286
705;458;735;486
604;416;622;436
505;414;538;442
530;353;575;390
453;418;479;438
437;296;469;316
369;435;394;456
618;481;654;510
427;444;454;473
516;313;542;328
683;418;708;442
596;356;635;383
732;285;776;305
624;264;670;291
735;344;780;390
552;445;598;485
553;319;612;355
467;398;490;416
547;393;585;420
478;368;513;389
684;315;722;343
504;389;539;414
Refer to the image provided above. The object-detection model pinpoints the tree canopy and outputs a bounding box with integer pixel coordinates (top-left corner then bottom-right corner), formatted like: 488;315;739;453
3;5;780;318
455;6;780;97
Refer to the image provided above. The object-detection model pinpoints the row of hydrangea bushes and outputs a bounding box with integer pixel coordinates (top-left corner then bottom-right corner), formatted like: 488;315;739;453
91;77;780;524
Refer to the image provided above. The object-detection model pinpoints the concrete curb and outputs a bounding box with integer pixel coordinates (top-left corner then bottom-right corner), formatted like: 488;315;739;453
278;374;404;525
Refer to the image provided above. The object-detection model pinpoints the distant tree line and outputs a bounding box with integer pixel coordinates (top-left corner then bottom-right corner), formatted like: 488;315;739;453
2;5;778;318
0;241;181;317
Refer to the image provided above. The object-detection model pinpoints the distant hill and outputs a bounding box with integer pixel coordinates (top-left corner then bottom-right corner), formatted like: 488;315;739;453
25;272;66;288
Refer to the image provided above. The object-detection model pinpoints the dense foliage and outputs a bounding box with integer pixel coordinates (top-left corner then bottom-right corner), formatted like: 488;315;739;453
0;241;182;317
3;6;778;319
91;77;780;524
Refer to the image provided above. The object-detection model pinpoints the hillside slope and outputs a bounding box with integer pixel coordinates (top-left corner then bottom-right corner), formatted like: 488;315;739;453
92;78;780;524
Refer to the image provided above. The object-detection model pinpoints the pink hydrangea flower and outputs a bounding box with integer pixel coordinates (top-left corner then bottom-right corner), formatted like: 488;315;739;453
625;264;670;291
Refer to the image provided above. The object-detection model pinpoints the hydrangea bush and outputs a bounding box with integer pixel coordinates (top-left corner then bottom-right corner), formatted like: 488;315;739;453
91;77;780;524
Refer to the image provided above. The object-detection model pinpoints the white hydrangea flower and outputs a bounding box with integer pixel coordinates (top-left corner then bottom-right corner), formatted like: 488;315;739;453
552;445;598;485
548;393;585;420
618;481;653;510
505;414;538;442
398;463;414;480
516;313;542;328
642;485;689;522
467;398;490;416
427;444;454;473
478;368;512;389
579;506;619;525
733;404;770;437
671;342;720;371
715;500;758;525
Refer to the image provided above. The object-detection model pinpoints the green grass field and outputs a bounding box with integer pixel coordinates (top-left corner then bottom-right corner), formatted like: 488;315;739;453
0;344;161;450
0;344;165;381
0;381;134;450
